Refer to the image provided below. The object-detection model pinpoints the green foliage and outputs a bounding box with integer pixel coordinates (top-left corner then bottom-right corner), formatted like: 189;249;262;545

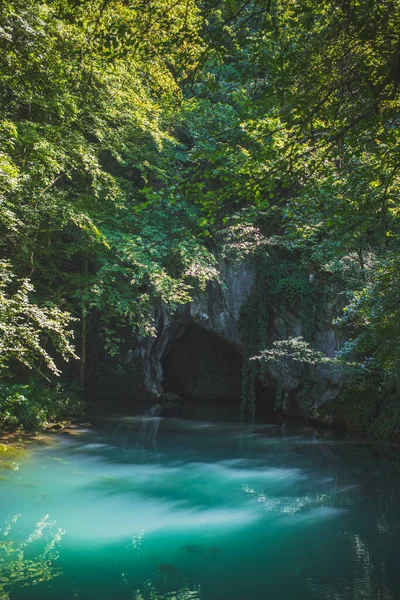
181;0;400;401
0;261;77;376
252;337;331;366
0;0;218;389
1;0;400;437
334;379;400;449
0;381;83;432
336;252;400;373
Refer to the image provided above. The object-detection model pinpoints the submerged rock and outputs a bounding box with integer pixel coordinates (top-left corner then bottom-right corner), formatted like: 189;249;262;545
162;392;183;417
0;443;28;472
157;563;177;574
181;544;203;554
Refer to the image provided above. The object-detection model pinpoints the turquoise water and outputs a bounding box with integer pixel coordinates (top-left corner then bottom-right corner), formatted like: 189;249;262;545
0;415;399;600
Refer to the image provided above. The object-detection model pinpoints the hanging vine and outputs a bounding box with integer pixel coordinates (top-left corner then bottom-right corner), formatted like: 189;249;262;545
239;249;322;421
239;253;272;421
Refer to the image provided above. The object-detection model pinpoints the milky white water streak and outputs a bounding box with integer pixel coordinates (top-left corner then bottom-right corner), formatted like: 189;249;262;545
0;416;399;599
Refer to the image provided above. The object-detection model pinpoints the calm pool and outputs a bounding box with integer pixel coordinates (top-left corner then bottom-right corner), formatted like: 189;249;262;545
0;416;399;599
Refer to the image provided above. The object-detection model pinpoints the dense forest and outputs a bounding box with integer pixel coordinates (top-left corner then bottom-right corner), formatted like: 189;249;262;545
1;0;400;443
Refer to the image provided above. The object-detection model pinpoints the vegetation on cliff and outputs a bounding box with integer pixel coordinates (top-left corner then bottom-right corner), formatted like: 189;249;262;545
1;0;400;437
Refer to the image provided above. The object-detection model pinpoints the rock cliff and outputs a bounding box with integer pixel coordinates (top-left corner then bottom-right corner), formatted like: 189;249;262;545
129;254;344;422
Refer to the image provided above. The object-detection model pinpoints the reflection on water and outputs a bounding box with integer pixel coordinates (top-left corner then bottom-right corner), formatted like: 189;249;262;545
0;514;64;599
0;415;399;599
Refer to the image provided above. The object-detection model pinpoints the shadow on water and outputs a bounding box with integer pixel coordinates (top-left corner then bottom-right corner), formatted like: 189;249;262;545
0;414;400;599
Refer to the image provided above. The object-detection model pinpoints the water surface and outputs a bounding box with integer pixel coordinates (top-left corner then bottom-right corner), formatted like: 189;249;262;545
0;415;399;599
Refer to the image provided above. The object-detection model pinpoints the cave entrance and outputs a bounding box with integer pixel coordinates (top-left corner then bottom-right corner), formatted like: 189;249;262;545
161;326;243;403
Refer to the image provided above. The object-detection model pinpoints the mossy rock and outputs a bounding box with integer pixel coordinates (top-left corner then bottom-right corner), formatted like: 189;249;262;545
0;443;29;471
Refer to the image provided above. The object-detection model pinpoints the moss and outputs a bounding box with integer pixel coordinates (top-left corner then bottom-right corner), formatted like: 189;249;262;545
332;381;400;450
0;444;27;460
0;443;29;472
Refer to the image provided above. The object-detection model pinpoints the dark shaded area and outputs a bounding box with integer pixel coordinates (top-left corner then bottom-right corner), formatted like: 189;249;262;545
162;326;243;402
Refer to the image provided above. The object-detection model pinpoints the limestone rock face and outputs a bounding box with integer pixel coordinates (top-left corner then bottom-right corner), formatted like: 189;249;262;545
189;255;256;346
127;254;344;423
137;255;256;400
257;305;344;423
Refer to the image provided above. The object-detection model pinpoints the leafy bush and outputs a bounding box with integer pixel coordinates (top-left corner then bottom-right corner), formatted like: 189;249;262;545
334;381;400;450
0;381;84;432
0;261;77;376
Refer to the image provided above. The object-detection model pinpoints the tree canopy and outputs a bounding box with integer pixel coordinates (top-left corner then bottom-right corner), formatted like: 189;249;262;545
1;0;400;431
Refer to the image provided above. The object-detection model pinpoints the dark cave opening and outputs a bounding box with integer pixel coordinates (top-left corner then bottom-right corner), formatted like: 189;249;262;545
161;325;275;421
162;326;243;403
